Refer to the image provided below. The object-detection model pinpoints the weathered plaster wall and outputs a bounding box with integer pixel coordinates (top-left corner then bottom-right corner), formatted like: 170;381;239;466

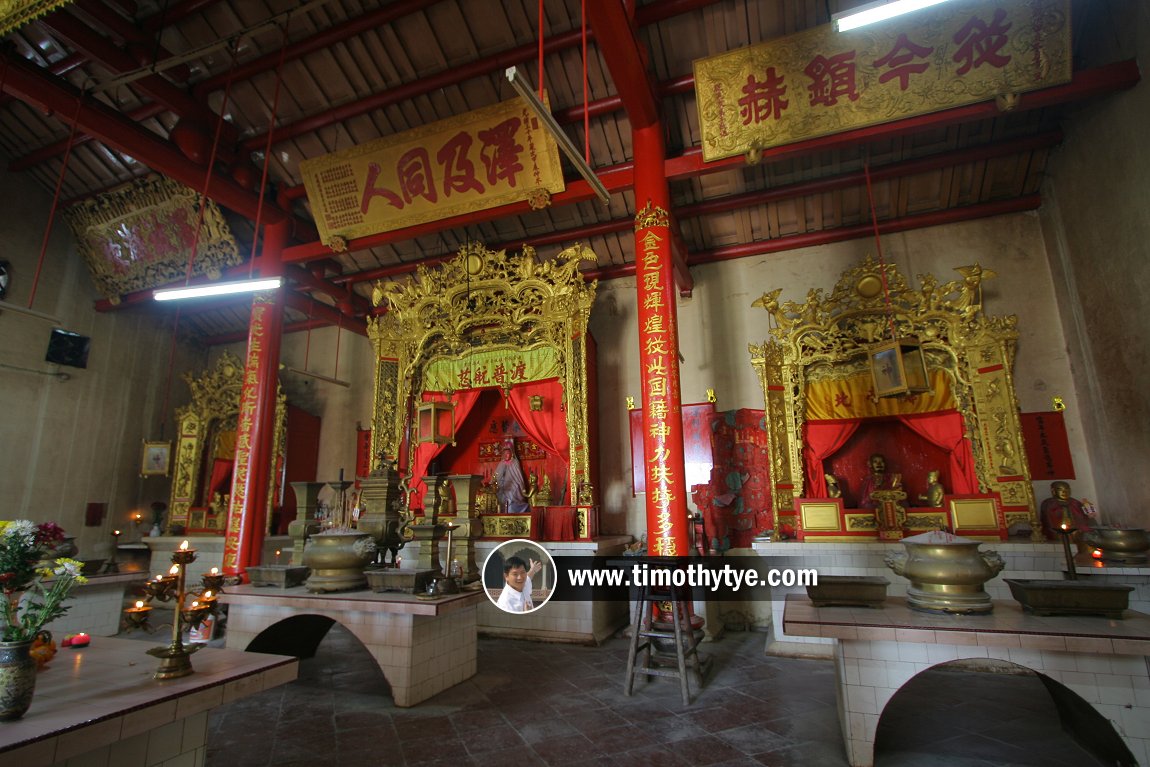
0;168;205;559
1038;2;1150;529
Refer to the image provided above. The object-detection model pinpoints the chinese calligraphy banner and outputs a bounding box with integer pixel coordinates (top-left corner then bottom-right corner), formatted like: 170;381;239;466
693;0;1071;162
1020;410;1074;480
423;345;560;393
300;97;566;245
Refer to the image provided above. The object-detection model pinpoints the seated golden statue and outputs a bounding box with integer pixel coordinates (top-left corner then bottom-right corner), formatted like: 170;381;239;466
918;470;945;508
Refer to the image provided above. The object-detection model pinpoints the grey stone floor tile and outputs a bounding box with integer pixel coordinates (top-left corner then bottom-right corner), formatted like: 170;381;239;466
203;624;1126;767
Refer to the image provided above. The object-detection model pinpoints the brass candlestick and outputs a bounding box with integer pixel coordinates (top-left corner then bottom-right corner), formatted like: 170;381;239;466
126;549;233;665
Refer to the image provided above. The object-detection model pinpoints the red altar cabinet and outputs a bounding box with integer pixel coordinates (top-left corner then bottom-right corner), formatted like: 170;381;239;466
365;242;600;542
750;256;1038;541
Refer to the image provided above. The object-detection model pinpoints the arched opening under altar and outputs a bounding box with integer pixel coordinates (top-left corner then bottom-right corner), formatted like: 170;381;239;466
874;661;1131;766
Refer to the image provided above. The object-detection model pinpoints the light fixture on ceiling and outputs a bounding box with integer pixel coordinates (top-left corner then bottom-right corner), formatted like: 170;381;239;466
153;276;283;301
833;0;955;32
505;66;611;206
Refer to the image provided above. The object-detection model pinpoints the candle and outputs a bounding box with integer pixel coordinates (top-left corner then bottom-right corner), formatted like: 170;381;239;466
169;564;180;575
113;529;121;537
69;632;90;648
180;540;190;551
274;549;282;565
135;600;145;609
210;567;219;575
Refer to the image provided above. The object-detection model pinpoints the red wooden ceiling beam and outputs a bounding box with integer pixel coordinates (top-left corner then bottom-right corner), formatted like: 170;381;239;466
38;11;216;127
10;102;166;172
0;51;290;225
583;196;1043;282
235;0;720;152
585;0;659;129
70;0;193;82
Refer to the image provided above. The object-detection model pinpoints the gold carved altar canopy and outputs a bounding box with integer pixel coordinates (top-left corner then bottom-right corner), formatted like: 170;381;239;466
167;352;286;534
749;256;1037;533
367;242;598;508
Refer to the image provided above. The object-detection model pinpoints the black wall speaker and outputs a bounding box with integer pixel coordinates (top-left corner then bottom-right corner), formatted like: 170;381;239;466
45;328;91;369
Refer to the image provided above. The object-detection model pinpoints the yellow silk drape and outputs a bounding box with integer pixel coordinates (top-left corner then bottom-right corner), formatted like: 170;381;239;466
805;369;955;420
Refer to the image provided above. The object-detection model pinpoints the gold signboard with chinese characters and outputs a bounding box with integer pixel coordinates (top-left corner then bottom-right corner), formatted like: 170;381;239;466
300;97;566;248
694;0;1071;162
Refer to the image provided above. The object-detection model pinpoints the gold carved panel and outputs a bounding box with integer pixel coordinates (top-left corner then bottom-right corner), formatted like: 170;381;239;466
749;256;1037;537
368;242;598;514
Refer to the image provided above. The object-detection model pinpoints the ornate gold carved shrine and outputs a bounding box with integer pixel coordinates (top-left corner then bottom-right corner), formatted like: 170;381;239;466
749;256;1037;533
167;352;286;534
367;242;597;509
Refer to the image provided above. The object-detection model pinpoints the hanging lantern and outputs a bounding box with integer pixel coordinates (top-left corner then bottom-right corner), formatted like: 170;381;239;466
416;400;456;445
869;338;931;398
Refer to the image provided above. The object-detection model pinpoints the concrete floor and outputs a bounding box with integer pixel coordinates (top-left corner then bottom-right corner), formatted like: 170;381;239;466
199;623;1113;767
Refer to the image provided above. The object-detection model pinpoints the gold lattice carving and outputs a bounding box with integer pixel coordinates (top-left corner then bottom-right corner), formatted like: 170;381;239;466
368;242;598;510
749;255;1037;536
63;175;241;302
167;352;286;534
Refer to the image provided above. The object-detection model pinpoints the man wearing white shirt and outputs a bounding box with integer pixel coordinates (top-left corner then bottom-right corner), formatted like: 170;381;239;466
496;555;543;612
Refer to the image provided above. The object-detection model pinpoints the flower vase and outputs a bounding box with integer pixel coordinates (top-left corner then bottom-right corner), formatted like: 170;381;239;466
0;639;37;721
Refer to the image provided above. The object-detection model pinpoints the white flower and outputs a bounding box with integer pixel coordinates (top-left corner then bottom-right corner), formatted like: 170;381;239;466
5;520;36;544
53;559;82;578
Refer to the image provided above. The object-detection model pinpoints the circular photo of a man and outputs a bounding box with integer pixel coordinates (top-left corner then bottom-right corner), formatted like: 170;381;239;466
483;539;556;614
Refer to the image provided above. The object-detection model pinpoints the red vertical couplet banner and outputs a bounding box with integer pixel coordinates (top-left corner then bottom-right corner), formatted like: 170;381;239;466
223;290;285;574
633;125;690;555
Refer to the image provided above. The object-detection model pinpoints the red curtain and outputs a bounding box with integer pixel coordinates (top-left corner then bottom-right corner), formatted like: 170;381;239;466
506;379;569;459
209;459;233;499
409;389;482;509
803;420;860;497
896;411;978;494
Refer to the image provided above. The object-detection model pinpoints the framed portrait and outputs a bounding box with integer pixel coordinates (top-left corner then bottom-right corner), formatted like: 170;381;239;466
141;440;171;477
869;338;931;398
869;341;905;397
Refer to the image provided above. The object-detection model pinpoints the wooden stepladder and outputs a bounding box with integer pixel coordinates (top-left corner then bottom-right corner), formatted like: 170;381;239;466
623;581;710;705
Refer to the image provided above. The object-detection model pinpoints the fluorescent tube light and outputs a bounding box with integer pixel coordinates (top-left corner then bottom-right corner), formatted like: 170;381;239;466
505;66;611;206
834;0;954;32
154;276;283;301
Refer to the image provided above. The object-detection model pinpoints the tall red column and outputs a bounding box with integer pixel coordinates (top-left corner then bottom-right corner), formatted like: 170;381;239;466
633;123;690;556
223;221;287;576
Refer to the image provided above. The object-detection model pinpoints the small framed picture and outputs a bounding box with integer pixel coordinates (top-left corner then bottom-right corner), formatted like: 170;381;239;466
869;341;906;398
141;441;171;477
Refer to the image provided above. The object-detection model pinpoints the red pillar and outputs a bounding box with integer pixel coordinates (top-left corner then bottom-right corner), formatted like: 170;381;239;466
633;123;690;556
223;221;287;576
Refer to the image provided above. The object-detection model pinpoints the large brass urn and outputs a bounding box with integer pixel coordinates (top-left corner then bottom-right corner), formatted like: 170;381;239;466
884;531;1004;614
302;531;377;592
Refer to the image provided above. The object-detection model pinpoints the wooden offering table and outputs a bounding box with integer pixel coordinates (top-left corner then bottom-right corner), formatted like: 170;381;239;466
784;595;1150;767
221;585;484;707
0;637;297;767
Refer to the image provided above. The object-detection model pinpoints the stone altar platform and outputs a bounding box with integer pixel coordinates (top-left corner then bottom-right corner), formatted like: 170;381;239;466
783;594;1150;767
752;539;1073;655
0;637;297;767
220;584;483;707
